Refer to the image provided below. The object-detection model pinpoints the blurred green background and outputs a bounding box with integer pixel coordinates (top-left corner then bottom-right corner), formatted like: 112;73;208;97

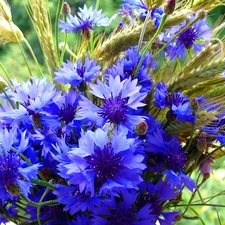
1;1;225;224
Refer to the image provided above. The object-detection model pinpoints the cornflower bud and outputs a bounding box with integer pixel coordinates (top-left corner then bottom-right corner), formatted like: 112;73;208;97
164;0;176;15
49;179;57;184
197;139;207;152
6;182;21;196
197;10;207;20
190;97;200;112
175;214;182;221
135;120;148;135
199;155;213;179
62;2;71;17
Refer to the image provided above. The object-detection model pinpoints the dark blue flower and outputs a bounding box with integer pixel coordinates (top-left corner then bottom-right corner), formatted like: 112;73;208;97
42;90;81;129
53;184;102;214
59;5;109;33
0;78;60;128
151;8;164;27
105;47;155;92
54;56;100;87
153;82;169;109
166;17;212;59
77;75;147;130
54;128;146;197
92;190;156;225
144;128;197;192
138;180;181;225
0;129;39;200
154;83;195;123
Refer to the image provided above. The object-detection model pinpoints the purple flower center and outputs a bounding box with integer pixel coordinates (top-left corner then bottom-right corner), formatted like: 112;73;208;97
85;143;122;183
77;66;85;78
0;154;20;188
177;27;198;49
107;206;133;224
166;147;186;172
99;97;128;123
60;104;75;124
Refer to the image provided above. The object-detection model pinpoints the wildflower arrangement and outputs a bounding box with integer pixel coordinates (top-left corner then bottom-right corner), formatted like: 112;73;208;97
1;0;225;224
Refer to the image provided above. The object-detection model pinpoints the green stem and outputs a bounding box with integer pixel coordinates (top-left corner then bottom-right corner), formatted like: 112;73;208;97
185;122;195;153
154;15;201;59
55;0;64;58
23;38;44;77
65;45;78;60
37;187;51;225
0;84;15;109
182;177;206;216
134;14;167;77
20;194;58;207
173;203;225;208
59;16;68;65
30;179;56;189
8;23;33;78
95;0;100;10
137;10;151;53
0;61;13;88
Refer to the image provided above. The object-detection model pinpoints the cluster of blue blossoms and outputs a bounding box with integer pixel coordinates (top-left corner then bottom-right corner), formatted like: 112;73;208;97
0;1;224;225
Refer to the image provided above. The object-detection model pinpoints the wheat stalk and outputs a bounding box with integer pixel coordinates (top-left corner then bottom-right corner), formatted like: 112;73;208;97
23;0;59;76
94;9;193;63
168;43;225;92
0;0;23;44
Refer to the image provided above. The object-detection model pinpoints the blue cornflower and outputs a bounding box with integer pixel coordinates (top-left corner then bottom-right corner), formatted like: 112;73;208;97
166;17;212;59
54;56;100;88
154;82;195;123
59;5;109;34
77;75;147;130
151;7;164;27
54;128;146;197
122;0;148;12
92;190;156;225
144;128;197;192
69;214;91;225
25;187;69;224
153;82;169;109
53;184;102;214
0;78;60;127
138;180;181;225
42;90;81;129
121;1;163;27
105;47;155;92
0;129;40;200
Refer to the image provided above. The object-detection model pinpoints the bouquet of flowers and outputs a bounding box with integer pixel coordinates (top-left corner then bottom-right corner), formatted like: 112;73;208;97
0;0;225;224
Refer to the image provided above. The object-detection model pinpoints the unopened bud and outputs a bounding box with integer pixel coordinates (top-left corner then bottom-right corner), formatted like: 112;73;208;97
199;157;213;179
49;179;57;184
62;2;71;16
203;172;210;180
197;10;207;20
190;98;200;112
7;183;21;196
41;168;54;180
197;139;207;152
58;178;67;185
175;214;182;221
135;120;148;135
164;0;176;15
